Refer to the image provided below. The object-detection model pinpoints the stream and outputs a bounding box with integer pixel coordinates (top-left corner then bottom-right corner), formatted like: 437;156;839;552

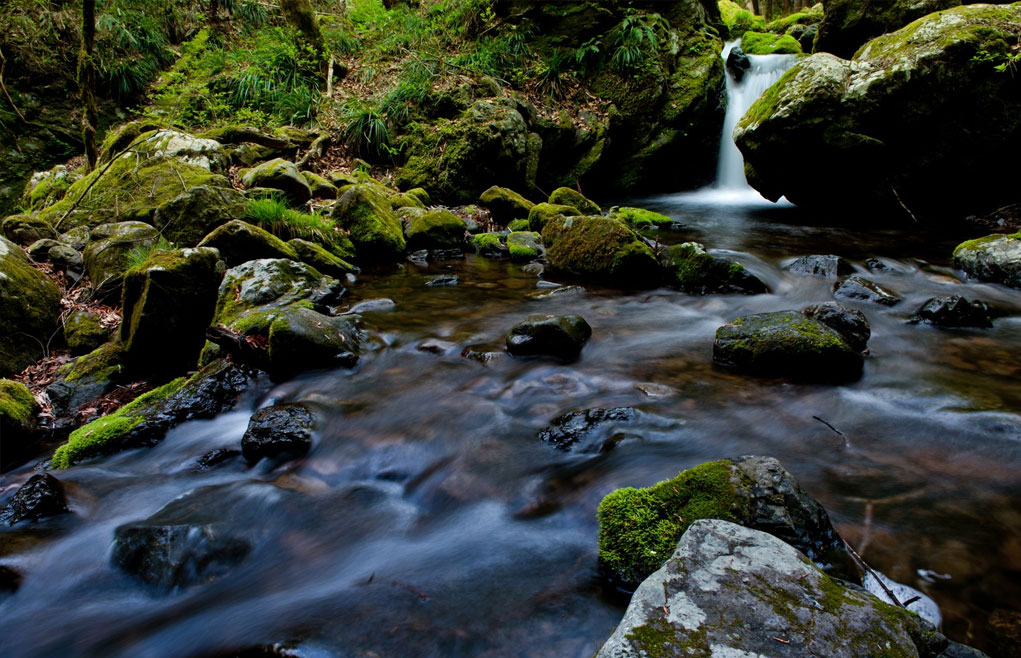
2;44;1021;658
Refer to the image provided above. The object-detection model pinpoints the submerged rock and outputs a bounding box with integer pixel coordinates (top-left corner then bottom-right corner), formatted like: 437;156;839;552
0;474;70;525
506;314;592;361
241;403;316;464
0;236;62;376
953;232;1021;289
911;295;993;328
597;456;858;590
426;274;459;287
537;407;637;453
833;275;902;306
713;311;864;381
803;302;871;351
542;215;659;287
785;254;855;279
661;242;767;295
596;519;944;658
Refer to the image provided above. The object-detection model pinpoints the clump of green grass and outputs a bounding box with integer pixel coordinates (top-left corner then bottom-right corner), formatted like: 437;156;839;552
244;197;337;246
125;237;175;271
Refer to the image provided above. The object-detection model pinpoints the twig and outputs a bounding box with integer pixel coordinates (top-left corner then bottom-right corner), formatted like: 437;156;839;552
843;540;903;607
812;415;844;436
890;184;918;223
325;54;335;98
56;136;149;230
0;46;27;123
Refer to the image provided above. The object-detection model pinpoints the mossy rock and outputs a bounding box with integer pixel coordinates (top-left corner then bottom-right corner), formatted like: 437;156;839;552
472;232;508;258
46;342;126;418
506;314;592;361
267;307;361;376
23;165;84;212
2;214;57;246
713;311;863;381
288;239;357;279
152;185;248;246
479;185;536;225
740;30;803;54
389;191;427;211
197;219;298;267
814;0;960;59
507;218;530;231
549;187;601;215
120;247;222;376
506;231;543;262
301;171;338;200
661;242;768;295
81;222;159;300
64;310;108;356
0;236;62;376
720;0;767;38
37;155;229;230
541;215;659;288
609;207;673;229
405;209;466;252
0;379;39;469
240;158;312;205
952;232;1021;289
766;6;823;35
330;184;406;262
98;120;169;164
528;202;580;233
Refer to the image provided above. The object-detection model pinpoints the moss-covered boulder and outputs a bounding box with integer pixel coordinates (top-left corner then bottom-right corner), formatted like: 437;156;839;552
713;310;864;381
389;191;426;211
952;232;1021;289
46;342;126;418
549;187;601;215
736;3;1021;221
740;30;803;54
240;158;312;205
0;236;62;376
2;214;57;246
472;232;508;258
120;247;222;376
596;455;857;589
22;164;82;212
479;186;536;225
63;310;109;356
301;171;339;200
506;231;543;262
609;206;673;230
288;239;356;279
720;0;767;38
814;0;961;59
0;379;39;470
542;215;659;287
506;314;592;361
330;184;406;262
197;219;297;267
82;222;159;299
662;242;768;295
527;202;580;233
151;185;248;246
51;359;252;468
405;209;467;252
267;307;361;376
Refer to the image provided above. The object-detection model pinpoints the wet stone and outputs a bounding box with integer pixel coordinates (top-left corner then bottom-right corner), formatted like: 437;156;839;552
346;298;396;313
537;407;638;452
726;46;751;82
833;275;902;306
425;274;459;287
0;474;70;526
506;314;592;361
0;565;22;593
785;254;855;278
196;448;243;470
911;295;993;328
241;403;316;464
802;302;871;351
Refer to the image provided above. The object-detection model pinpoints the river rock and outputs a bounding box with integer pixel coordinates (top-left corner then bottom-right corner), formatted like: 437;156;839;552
595;519;945;658
241;403;316;464
803;302;871;351
63;309;108;355
287;239;356;279
197;219;298;267
726;45;751;82
661;242;767;295
301;171;338;200
785;254;855;278
0;565;22;593
911;295;993;328
713;311;864;381
814;0;960;59
0;474;70;525
549;187;601;215
267;307;361;375
479;186;535;225
833;275;902;306
608;206;674;230
28;239;83;281
736;3;1021;221
51;359;254;468
472;232;509;258
82;221;159;299
152;184;247;246
405;209;466;252
0;236;62;376
0;379;39;470
506;231;543;262
46;342;126;418
542;215;659;287
597;456;859;589
537;407;637;453
506;314;592;360
330;184;406;262
2;214;57;245
952;232;1021;289
240;158;312;204
528;202;580;233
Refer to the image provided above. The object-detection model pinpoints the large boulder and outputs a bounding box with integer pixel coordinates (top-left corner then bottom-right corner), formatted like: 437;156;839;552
330;184;406;262
661;242;768;294
542;215;659;287
478;186;535;225
120;247;222;375
82;221;159;299
814;0;961;59
63;309;109;356
0;236;62;376
735;3;1021;221
197;219;298;267
51;359;253;468
953;232;1021;288
240;158;312;204
713;310;865;381
596;519;950;658
597;456;858;590
266;308;361;375
46;342;126;418
1;214;57;245
0;379;39;470
151;185;247;246
404;209;466;252
240;403;316;464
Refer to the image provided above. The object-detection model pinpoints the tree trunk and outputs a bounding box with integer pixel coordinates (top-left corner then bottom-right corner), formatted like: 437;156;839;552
280;0;326;74
80;0;98;171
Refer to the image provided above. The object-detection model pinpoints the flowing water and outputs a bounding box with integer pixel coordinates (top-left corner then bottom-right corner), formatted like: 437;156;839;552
3;47;1021;658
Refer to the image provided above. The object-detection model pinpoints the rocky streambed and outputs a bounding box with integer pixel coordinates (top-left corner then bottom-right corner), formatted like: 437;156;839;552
2;190;1020;657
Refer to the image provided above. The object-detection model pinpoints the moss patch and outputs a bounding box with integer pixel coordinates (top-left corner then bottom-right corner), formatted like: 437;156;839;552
611;206;673;229
741;31;803;55
0;379;37;426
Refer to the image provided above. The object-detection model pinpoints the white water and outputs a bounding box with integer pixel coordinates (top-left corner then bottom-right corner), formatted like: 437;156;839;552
668;40;797;206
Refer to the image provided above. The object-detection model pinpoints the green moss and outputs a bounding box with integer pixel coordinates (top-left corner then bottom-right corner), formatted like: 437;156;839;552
389;191;426;210
51;376;187;468
58;343;125;384
506;231;541;261
741;31;803;55
549;187;601;215
625;620;710;658
528;202;580;233
740;65;800;127
767;10;822;34
332;184;406;261
472;232;504;255
597;460;748;585
0;379;37;425
611;206;673;229
542;215;659;286
507;219;530;231
953;231;1019;256
64;310;108;355
405;208;466;251
720;1;767;39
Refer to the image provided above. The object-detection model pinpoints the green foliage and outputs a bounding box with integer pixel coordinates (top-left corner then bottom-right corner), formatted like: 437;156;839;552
609;14;667;73
340;100;394;160
741;31;802;55
533;49;572;100
125;236;174;271
244;197;336;246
